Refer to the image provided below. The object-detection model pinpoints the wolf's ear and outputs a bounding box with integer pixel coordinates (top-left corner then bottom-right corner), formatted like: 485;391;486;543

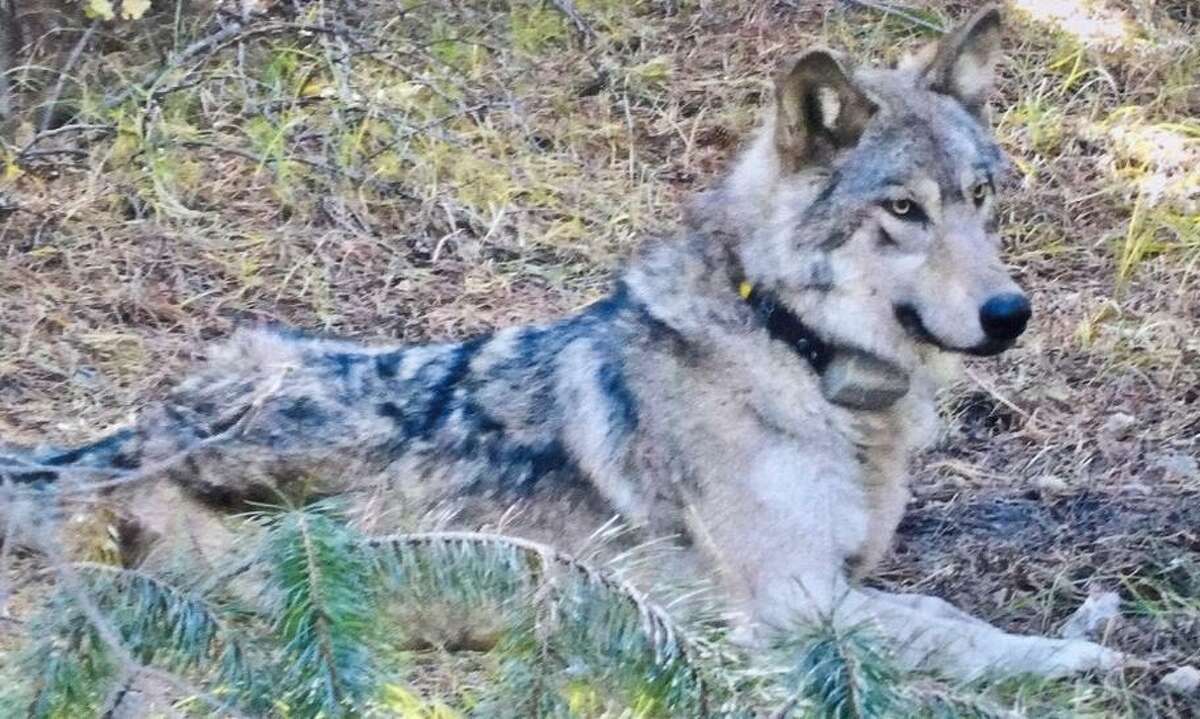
924;5;1003;114
774;50;876;172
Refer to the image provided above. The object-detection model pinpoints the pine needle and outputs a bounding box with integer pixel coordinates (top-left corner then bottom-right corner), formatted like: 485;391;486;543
369;530;710;716
254;499;379;718
775;620;904;719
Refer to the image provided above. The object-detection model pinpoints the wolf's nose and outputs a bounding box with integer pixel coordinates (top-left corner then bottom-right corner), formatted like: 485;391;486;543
979;293;1031;341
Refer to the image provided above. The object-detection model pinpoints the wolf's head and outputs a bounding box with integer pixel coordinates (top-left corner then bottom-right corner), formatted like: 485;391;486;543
713;6;1026;370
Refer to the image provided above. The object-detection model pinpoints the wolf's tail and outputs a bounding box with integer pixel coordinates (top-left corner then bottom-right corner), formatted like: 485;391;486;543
0;327;291;501
2;325;434;507
1;427;145;488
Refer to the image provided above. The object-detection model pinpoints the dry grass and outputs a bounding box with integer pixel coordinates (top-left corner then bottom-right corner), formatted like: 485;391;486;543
1;0;1198;715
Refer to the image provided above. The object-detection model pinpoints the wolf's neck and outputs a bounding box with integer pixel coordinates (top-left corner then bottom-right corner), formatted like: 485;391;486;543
721;123;784;219
620;232;750;341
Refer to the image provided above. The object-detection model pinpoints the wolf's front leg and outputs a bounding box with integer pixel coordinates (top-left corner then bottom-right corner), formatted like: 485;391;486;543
690;444;1125;681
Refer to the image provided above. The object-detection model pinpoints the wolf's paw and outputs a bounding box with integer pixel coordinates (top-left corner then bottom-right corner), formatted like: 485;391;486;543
1037;638;1132;678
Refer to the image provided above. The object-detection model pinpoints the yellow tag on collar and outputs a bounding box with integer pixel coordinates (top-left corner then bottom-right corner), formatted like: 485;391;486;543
738;281;753;300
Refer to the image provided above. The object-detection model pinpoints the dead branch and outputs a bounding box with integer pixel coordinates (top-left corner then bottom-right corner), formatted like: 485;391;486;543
549;0;595;41
38;20;98;134
0;0;28;143
0;0;12;129
841;0;945;34
104;19;343;110
178;139;416;198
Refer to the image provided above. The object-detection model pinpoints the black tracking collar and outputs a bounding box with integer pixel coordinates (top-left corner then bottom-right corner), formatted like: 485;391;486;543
725;251;910;411
738;281;834;373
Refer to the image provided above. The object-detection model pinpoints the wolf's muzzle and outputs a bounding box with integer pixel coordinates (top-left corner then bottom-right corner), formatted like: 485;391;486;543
979;293;1031;343
894;301;1027;357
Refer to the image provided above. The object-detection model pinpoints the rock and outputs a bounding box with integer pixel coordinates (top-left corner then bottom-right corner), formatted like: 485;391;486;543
1122;481;1153;495
1160;666;1200;696
1038;380;1072;405
1102;412;1136;438
1059;591;1121;640
1154;453;1200;481
1034;475;1069;496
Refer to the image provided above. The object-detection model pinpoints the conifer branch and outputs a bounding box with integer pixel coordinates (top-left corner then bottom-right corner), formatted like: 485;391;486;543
256;500;378;718
22;535;253;718
775;620;904;719
70;563;253;686
368;530;710;713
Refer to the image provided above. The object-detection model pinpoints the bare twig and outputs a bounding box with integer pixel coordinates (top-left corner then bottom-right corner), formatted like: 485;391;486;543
38;21;98;134
22;121;113;145
770;696;802;719
178;139;416;198
548;0;596;41
0;477;23;619
14;122;113;168
234;2;252;108
841;0;945;34
98;670;143;719
16;147;88;160
316;8;354;105
961;367;1038;423
105;19;343;109
0;0;15;128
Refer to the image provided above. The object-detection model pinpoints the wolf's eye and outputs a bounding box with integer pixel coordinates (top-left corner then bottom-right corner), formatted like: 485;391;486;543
885;198;925;222
971;181;991;207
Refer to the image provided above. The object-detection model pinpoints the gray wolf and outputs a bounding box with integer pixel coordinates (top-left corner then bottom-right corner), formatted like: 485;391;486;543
2;6;1127;680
